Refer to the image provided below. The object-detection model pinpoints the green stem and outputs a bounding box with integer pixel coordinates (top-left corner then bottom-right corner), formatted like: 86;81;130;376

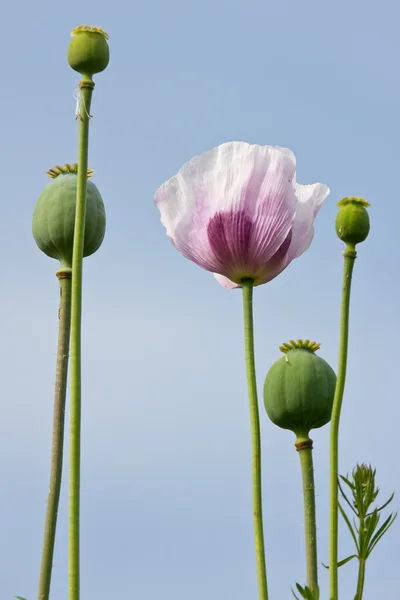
354;556;366;600
296;439;318;594
69;80;94;600
38;270;72;600
329;248;356;600
241;279;269;600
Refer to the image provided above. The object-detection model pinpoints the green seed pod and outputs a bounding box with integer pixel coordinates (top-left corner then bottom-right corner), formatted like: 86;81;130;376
32;164;106;269
263;340;336;439
336;196;371;247
68;25;110;78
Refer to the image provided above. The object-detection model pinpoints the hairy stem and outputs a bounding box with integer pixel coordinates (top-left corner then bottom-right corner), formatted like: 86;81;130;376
241;279;269;600
329;249;356;600
38;269;72;600
297;439;319;594
69;80;93;600
354;556;366;600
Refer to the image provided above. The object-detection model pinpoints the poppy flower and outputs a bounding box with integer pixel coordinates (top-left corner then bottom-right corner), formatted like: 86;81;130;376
155;141;329;288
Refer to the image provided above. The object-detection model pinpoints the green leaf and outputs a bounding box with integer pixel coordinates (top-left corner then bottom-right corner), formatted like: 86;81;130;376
338;554;358;567
291;588;302;600
362;510;380;554
338;478;358;516
322;554;357;569
291;583;319;599
339;474;355;490
15;597;28;600
339;502;360;553
367;512;397;556
375;491;395;515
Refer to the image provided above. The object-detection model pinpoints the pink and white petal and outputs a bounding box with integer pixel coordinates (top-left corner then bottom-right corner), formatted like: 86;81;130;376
287;183;330;261
255;256;291;286
155;164;222;272
236;144;297;267
213;273;241;289
213;258;289;289
204;143;298;264
155;170;199;242
189;143;298;272
181;142;296;213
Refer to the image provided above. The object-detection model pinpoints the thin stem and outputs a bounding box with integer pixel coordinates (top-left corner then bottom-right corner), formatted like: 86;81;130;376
354;557;366;600
38;270;72;600
329;249;356;600
69;80;93;600
296;440;318;593
241;279;269;600
354;512;366;600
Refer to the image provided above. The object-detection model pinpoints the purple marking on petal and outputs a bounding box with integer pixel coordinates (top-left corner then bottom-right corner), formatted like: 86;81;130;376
265;228;292;271
207;210;253;272
213;229;293;289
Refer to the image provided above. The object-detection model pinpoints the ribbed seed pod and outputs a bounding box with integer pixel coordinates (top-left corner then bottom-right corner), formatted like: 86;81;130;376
263;339;336;439
32;164;106;269
68;25;110;78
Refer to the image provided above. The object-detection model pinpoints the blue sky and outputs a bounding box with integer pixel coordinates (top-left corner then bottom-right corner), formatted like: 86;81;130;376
1;0;399;598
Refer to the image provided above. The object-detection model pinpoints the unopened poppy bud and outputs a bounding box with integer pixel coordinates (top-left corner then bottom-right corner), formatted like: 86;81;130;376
68;25;110;79
335;196;370;247
263;340;336;440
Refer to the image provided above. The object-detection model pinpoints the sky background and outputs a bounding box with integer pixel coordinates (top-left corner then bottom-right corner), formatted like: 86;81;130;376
1;0;399;598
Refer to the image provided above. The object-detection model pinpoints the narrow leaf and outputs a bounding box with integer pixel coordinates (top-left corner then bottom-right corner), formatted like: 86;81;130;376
375;491;395;514
338;478;358;515
367;513;397;556
339;474;355;490
363;510;380;552
291;588;302;600
322;554;357;569
339;503;360;552
337;554;358;567
291;584;319;600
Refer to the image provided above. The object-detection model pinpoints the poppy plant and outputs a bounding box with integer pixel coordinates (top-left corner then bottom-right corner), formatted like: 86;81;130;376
155;140;329;600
